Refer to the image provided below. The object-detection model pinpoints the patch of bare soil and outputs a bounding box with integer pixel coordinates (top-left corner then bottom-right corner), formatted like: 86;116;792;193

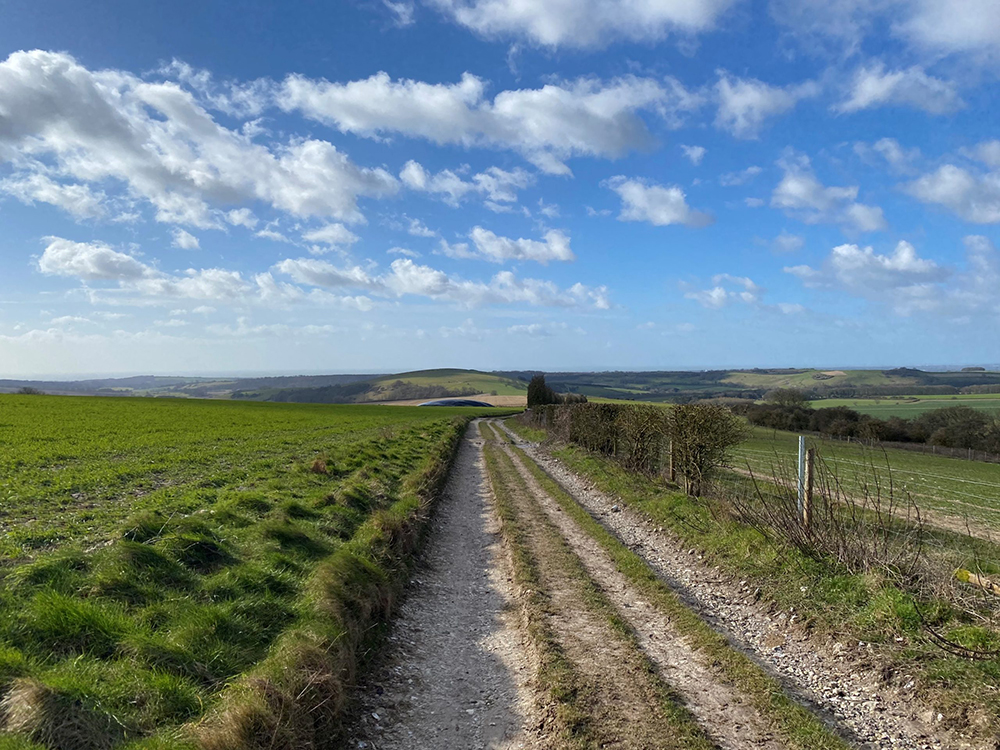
349;422;540;749
504;423;992;750
501;441;784;750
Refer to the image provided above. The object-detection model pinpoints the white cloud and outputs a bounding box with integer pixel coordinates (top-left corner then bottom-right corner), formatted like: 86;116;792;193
685;273;763;308
301;223;361;251
681;145;707;165
468;226;575;263
904;164;1000;224
383;0;416;26
854;138;920;174
0;173;106;219
226;208;259;229
429;0;736;48
400;160;533;205
537;199;560;218
275;256;608;308
785;237;1000;317
38;238;152;281
0;50;398;229
771;0;1000;61
771;151;887;233
388;246;421;258
606;176;712;227
835;63;962;114
965;140;1000;169
772;231;805;253
719;165;762;186
407;218;438;238
714;72;818;139
280;71;696;174
171;228;201;250
744;197;765;208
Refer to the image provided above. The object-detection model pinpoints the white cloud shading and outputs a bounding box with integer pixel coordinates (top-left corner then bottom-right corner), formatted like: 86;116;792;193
0;173;107;219
171;229;200;250
0;50;398;228
853;138;920;174
383;1;416;26
301;223;361;252
400;161;533;205
428;0;736;49
771;151;887;233
274;257;608;308
719;165;762;186
606;176;712;227
835;63;962;114
681;145;707;165
468;227;575;263
685;273;762;308
714;73;818;139
280;72;697;175
904;163;1000;224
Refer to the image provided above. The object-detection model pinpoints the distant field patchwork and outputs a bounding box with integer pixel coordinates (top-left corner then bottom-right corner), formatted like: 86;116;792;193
810;394;1000;418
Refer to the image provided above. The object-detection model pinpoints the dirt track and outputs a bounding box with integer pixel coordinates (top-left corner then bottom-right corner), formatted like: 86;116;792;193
347;419;988;749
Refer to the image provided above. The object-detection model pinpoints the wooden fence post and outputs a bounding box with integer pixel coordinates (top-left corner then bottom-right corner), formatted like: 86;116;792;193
668;439;676;483
803;448;815;528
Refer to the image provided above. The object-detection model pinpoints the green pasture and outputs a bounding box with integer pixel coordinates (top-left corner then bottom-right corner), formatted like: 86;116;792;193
365;368;527;397
810;394;1000;418
733;426;1000;530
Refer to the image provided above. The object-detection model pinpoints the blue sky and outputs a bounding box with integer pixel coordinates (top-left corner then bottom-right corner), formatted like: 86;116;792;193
1;0;998;376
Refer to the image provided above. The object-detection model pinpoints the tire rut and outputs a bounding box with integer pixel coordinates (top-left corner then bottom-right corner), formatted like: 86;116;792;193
503;423;990;750
496;433;787;750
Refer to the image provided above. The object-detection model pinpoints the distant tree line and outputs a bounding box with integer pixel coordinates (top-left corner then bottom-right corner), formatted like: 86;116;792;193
736;389;1000;453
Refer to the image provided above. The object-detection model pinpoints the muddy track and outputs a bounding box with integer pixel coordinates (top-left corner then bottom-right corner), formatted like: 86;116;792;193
501;422;990;750
495;435;787;750
349;421;541;749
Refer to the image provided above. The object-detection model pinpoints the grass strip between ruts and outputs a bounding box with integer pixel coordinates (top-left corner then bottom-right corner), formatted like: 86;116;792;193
485;431;718;749
505;436;854;750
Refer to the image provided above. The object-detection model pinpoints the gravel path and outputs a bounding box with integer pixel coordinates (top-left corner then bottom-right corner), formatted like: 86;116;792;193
350;422;540;749
500;440;785;750
503;423;991;750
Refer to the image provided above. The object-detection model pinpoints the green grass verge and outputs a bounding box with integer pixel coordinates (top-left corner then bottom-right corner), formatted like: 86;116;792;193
505;439;852;750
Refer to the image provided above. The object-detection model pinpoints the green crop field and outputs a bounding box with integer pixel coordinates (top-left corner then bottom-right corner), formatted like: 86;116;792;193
0;394;510;749
810;394;1000;418
363;368;528;397
732;427;1000;531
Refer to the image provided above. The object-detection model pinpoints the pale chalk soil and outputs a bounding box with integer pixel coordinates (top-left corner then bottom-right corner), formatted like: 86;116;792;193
349;422;541;750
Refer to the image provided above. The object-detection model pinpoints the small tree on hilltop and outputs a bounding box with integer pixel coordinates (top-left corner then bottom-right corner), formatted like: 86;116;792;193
668;403;750;497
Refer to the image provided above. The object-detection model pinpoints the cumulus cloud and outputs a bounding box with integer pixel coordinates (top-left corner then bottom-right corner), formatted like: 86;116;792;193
771;151;887;233
383;0;415;26
468;227;575;263
772;231;805;253
171;229;200;250
407;218;438;238
714;72;818;139
904;163;1000;223
400;160;533;205
280;71;697;174
605;176;712;227
835;63;962;114
274;256;608;308
428;0;736;48
38;238;152;281
0;50;398;229
0;173;107;219
685;273;763;308
786;237;1000;317
301;223;360;252
681;145;707;165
